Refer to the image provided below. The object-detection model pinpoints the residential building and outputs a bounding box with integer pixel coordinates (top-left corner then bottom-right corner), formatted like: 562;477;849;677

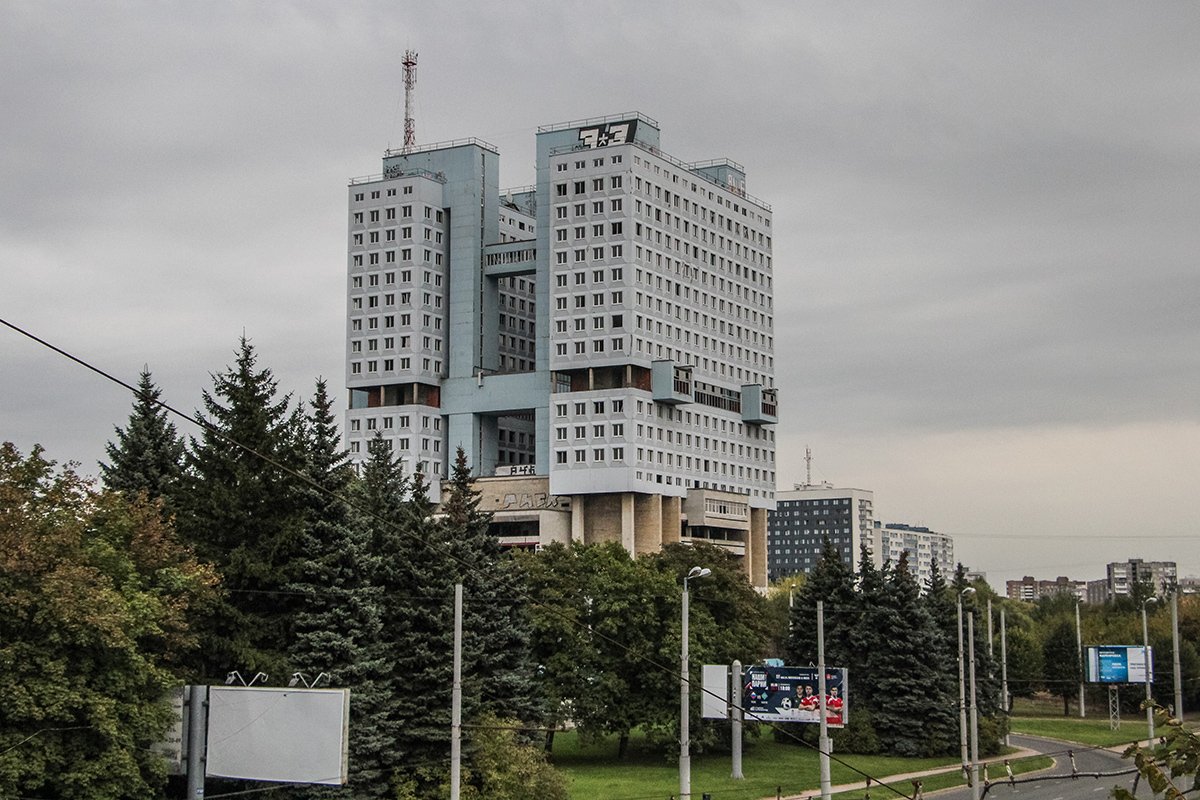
1087;558;1178;603
767;484;875;581
876;522;955;587
345;112;777;586
1005;575;1086;602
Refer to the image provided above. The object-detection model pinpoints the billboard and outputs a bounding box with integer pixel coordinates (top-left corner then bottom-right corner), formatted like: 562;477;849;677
206;687;350;785
1086;645;1153;684
743;665;847;727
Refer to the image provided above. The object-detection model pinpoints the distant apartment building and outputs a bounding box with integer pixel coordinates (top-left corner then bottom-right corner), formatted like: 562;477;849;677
767;484;874;581
876;522;955;587
1086;558;1178;603
1006;575;1086;602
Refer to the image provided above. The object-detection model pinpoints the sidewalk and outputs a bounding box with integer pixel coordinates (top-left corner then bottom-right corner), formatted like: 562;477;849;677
773;746;1044;800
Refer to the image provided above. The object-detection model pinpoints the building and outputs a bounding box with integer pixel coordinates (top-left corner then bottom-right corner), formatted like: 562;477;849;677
345;113;777;586
1005;575;1086;602
1086;558;1178;603
875;522;955;587
767;484;875;581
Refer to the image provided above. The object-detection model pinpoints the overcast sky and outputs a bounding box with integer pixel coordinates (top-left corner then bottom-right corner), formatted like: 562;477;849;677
3;2;1197;586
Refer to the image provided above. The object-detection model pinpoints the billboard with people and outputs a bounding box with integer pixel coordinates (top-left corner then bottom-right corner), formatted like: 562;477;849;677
743;665;847;726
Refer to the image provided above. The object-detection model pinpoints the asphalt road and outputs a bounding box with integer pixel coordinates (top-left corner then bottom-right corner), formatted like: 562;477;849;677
937;735;1147;800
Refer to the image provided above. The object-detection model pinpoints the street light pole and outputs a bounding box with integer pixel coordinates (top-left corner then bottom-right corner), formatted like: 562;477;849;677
1142;596;1157;746
1171;589;1183;720
957;587;975;779
680;566;710;800
968;610;981;800
1076;599;1086;718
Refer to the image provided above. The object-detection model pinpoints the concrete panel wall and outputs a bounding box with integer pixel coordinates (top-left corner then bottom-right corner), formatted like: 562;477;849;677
750;507;768;588
661;495;682;546
634;493;664;555
583;493;625;547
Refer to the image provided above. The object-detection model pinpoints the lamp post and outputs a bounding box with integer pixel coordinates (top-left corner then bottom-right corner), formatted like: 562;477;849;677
1172;589;1183;720
680;566;710;800
957;587;976;779
968;609;981;800
1076;599;1086;718
1142;596;1157;745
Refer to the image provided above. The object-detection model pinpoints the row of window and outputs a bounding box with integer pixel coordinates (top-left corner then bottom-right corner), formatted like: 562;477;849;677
352;249;443;267
554;176;624;196
350;312;441;332
350;357;441;374
555;155;623;171
351;186;410;202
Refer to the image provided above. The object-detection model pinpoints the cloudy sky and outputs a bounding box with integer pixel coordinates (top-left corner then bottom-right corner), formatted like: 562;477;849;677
3;2;1197;586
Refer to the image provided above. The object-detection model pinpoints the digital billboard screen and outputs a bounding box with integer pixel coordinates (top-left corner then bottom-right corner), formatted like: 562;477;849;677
1086;645;1153;684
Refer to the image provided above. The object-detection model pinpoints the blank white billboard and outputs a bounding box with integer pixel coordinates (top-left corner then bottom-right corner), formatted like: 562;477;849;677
206;687;349;785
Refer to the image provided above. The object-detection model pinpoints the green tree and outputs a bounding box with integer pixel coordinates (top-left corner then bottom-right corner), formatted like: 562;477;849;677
174;337;307;679
1114;704;1198;800
1043;618;1083;715
460;714;569;800
1003;627;1045;704
439;448;541;728
0;443;216;799
100;368;184;503
785;538;858;669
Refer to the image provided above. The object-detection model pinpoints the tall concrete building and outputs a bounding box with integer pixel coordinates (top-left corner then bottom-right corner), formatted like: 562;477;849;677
1086;558;1178;603
345;113;776;586
768;484;875;581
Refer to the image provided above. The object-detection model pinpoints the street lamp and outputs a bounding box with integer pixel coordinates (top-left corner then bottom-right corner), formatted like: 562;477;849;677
1142;596;1157;745
957;587;976;779
968;609;981;800
680;566;711;800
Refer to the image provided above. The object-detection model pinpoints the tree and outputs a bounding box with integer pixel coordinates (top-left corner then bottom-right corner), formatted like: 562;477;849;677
785;538;858;670
459;714;569;800
1114;704;1198;800
0;442;216;799
173;337;307;679
100;368;184;503
1003;627;1045;704
1043;618;1083;715
439;448;541;727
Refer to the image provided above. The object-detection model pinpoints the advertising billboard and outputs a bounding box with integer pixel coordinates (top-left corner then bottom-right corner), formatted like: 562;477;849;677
1086;645;1153;684
206;687;350;785
743;665;847;727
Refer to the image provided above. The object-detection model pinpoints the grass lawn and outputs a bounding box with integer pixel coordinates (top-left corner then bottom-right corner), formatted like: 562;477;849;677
551;730;1049;800
1009;716;1150;749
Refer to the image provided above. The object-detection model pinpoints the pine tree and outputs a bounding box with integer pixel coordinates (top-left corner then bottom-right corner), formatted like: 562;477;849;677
173;337;307;679
100;368;184;502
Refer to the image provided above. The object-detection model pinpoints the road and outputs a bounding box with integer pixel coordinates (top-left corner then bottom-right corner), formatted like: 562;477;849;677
937;735;1148;800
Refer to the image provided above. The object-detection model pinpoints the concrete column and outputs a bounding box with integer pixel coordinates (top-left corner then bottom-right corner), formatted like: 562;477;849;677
634;493;663;554
571;495;586;544
661;495;683;545
621;493;636;554
749;507;768;589
447;412;481;474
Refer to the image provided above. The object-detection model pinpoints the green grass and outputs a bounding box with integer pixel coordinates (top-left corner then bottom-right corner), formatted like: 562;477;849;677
550;730;1045;800
1009;716;1150;749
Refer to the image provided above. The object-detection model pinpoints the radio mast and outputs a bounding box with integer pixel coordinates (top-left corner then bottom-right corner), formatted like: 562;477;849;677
402;50;418;153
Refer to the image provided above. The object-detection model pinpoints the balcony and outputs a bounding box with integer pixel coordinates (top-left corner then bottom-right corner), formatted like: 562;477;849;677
741;385;777;425
651;360;693;405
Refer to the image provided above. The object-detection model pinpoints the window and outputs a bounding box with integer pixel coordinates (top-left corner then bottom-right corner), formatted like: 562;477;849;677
555;183;567;197
574;181;586;194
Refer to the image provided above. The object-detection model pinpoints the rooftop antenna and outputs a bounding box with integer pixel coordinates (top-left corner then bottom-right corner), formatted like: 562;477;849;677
805;446;812;486
402;50;418;154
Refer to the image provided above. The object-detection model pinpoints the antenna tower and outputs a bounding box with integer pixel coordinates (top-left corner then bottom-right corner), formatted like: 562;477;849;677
805;446;812;486
402;50;418;153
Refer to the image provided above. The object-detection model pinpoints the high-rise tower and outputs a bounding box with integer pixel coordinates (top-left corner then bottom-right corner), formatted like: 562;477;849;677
345;112;777;586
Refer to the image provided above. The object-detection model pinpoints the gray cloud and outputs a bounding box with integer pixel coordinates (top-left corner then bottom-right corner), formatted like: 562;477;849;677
2;1;1197;584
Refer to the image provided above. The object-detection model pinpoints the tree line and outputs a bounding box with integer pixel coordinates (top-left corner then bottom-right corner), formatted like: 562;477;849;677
5;337;1197;798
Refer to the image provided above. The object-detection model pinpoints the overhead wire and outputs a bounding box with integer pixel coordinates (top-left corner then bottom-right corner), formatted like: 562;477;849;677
2;316;1168;800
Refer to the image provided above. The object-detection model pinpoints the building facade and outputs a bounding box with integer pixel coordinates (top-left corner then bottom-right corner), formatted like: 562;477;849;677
1005;575;1087;602
1086;559;1178;603
875;522;955;587
767;484;875;581
345;113;777;586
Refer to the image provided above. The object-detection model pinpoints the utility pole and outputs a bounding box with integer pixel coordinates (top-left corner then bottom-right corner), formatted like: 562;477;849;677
1076;599;1086;718
1000;608;1009;746
185;684;208;799
818;601;832;800
1171;590;1183;719
968;611;980;800
731;660;744;780
450;583;463;800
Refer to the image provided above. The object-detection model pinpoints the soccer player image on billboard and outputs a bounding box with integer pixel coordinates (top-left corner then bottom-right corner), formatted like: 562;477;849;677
743;665;847;727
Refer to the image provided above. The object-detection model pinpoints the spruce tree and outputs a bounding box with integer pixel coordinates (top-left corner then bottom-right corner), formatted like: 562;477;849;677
439;447;542;727
174;337;307;679
287;382;388;798
100;368;184;502
785;538;858;668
